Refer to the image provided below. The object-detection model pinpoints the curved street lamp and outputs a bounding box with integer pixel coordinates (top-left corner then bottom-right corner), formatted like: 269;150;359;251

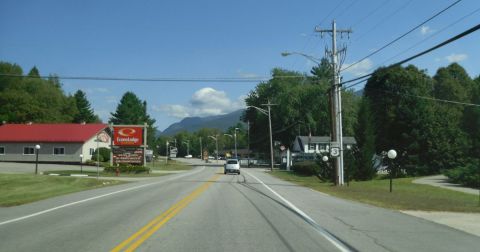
247;103;276;171
208;135;219;163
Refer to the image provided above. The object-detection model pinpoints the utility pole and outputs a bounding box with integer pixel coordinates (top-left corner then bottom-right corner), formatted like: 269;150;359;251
315;20;352;186
262;100;277;172
199;137;203;160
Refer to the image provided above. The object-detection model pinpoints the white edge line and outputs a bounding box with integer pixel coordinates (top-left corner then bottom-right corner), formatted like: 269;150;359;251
0;166;205;226
244;170;352;252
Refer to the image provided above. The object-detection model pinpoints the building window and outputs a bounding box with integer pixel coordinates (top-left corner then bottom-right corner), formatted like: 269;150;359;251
0;146;5;155
309;144;315;151
89;148;95;155
23;146;35;155
53;147;65;155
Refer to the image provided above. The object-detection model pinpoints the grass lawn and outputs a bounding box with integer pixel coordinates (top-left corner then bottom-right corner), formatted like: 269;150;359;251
0;174;124;207
270;171;480;213
146;159;192;171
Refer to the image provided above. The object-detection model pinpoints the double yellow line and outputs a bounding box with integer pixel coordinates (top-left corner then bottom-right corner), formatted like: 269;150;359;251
111;174;221;252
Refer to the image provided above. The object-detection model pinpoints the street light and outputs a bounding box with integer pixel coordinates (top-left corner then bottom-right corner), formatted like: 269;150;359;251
35;144;40;174
208;135;219;163
166;141;169;165
224;134;233;158
234;128;239;159
281;51;322;64
247;103;276;171
387;149;397;192
79;154;83;173
152;155;156;169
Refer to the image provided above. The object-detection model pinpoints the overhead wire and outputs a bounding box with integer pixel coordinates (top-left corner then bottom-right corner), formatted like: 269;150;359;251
339;22;480;90
342;0;463;72
353;0;414;42
377;6;480;67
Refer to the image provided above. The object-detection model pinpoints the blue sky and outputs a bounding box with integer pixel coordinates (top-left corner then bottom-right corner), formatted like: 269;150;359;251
1;0;479;130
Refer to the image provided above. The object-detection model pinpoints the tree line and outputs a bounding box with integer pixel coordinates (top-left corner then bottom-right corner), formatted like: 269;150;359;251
243;61;479;183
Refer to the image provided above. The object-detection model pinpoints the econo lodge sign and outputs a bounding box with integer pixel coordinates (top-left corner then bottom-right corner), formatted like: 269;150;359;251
113;126;143;146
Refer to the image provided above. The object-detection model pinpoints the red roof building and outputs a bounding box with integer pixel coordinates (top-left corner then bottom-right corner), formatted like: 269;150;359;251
0;123;108;143
0;123;110;163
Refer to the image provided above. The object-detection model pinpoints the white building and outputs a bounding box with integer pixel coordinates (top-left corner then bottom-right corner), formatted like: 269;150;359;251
0;123;110;163
292;136;356;154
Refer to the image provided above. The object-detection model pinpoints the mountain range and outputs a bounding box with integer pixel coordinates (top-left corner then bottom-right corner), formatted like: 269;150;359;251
159;109;244;136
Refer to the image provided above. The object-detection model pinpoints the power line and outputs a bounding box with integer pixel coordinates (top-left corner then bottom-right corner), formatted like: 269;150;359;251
343;0;462;72
354;0;414;42
378;6;480;67
368;86;480;107
339;22;480;90
0;74;302;83
350;0;390;30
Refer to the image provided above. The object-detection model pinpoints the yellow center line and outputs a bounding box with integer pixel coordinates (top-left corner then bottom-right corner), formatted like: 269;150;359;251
111;173;221;252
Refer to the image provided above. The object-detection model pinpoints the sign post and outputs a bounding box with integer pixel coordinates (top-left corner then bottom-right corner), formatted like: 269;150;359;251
112;125;147;167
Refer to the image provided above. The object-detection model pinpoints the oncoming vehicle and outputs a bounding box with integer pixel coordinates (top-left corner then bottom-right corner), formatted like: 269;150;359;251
224;159;240;174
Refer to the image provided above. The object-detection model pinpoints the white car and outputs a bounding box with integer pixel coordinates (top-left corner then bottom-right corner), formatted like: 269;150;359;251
224;159;240;174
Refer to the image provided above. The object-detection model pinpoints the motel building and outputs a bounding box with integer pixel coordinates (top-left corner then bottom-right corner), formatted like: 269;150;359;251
0;123;110;163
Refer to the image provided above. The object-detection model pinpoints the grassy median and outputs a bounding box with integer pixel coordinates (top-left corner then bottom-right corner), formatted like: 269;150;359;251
146;159;192;171
271;171;480;213
0;174;123;207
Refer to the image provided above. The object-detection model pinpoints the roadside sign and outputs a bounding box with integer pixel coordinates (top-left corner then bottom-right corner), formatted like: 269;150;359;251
97;131;109;143
330;147;340;157
113;126;143;146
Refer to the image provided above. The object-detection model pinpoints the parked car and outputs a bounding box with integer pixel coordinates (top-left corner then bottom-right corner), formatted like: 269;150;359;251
185;155;192;158
224;159;240;174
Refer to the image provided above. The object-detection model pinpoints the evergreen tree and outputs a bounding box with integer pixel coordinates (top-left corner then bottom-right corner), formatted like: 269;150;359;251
28;66;40;77
110;91;157;147
73;90;99;123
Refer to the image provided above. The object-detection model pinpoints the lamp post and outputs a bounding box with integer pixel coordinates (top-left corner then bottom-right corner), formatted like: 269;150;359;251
35;144;40;175
79;154;83;173
224;134;233;158
152;155;155;169
209;135;219;163
247;103;276;171
165;141;169;165
387;149;397;192
234;128;239;159
199;137;203;160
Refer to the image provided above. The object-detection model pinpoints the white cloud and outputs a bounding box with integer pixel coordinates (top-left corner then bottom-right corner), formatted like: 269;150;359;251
342;58;373;77
236;69;259;78
155;87;246;119
445;53;468;63
420;25;432;35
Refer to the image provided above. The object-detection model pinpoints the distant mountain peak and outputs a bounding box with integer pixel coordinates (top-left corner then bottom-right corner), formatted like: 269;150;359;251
160;109;244;136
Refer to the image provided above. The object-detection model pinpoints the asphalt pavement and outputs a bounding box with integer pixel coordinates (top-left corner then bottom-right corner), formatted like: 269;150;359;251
0;162;479;252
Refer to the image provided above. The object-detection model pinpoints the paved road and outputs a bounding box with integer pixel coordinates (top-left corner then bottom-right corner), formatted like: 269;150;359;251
1;164;479;252
413;174;479;195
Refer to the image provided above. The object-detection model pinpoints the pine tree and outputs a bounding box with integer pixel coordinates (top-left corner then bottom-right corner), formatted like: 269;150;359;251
73;90;99;123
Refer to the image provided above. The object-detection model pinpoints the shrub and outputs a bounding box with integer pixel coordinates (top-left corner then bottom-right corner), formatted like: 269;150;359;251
292;161;318;176
92;147;111;162
443;160;479;188
104;164;150;174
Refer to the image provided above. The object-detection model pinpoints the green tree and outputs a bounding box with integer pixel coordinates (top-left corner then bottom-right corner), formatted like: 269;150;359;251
109;91;157;148
28;66;40;77
73;90;99;123
427;63;473;171
354;99;377;180
364;65;434;175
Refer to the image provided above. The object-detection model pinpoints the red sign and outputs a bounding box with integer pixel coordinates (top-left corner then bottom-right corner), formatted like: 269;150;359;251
113;126;143;146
